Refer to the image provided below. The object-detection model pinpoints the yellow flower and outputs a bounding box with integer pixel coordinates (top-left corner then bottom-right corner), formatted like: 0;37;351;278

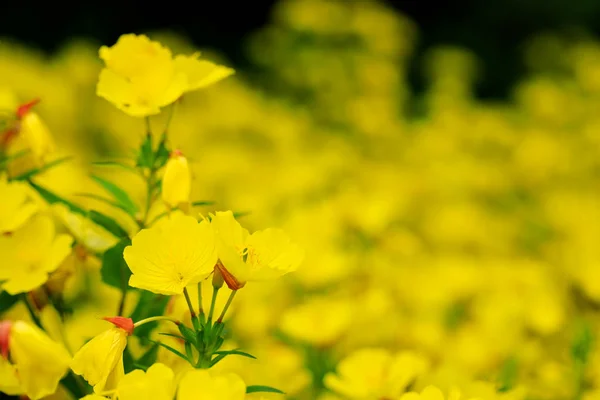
19;110;55;162
324;348;429;399
0;176;38;233
124;213;217;295
52;204;118;253
0;214;73;295
117;363;175;400
211;211;303;289
97;34;233;117
177;369;246;400
162;150;191;209
1;320;71;400
70;325;128;393
400;386;488;400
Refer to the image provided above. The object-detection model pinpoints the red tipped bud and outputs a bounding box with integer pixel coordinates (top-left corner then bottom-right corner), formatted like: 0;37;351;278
103;316;134;336
216;261;246;291
0;321;11;359
16;98;40;119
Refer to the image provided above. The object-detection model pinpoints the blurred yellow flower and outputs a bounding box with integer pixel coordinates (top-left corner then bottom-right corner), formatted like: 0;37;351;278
124;213;217;295
211;211;303;289
400;386;460;400
52;204;118;253
177;369;246;400
19;109;55;162
0;176;38;233
324;348;429;399
97;34;233;117
162;150;191;209
1;320;71;400
117;363;175;400
70;326;128;393
0;214;73;294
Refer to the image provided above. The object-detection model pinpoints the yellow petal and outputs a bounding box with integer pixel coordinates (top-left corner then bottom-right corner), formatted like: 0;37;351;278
174;53;234;92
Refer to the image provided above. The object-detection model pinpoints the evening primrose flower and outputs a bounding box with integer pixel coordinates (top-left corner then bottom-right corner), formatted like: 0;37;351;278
324;348;429;399
210;211;304;290
400;386;462;400
0;214;73;294
123;213;217;295
0;320;71;400
70;318;133;393
177;369;246;400
0;176;38;233
162;150;191;209
117;363;175;400
97;34;233;117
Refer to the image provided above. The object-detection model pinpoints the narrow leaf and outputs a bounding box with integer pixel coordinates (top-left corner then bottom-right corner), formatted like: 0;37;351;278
246;385;285;394
13;156;72;180
28;181;86;214
0;291;19;313
0;149;29;167
87;210;129;238
136;134;153;168
76;193;126;213
214;349;257;360
209;353;228;367
149;340;189;362
192;200;215;207
91;175;138;216
158;332;186;342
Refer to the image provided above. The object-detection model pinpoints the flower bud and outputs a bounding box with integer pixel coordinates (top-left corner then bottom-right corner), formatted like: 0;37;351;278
161;150;191;209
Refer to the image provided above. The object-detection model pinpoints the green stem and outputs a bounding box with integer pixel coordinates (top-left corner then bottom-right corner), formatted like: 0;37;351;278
216;290;237;323
22;294;42;329
207;287;220;323
162;103;177;136
133;316;180;328
183;287;196;319
197;281;204;316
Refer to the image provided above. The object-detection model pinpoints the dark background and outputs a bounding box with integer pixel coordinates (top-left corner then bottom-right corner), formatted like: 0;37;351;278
1;0;599;99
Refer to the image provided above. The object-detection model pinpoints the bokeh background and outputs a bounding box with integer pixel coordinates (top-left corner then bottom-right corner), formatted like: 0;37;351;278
2;0;600;399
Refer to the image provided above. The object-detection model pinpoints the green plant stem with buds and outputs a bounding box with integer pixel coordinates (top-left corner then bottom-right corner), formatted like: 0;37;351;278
134;316;180;328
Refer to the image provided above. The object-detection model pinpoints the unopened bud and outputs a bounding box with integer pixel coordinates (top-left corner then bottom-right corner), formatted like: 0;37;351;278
103;316;134;336
162;150;191;209
215;260;245;291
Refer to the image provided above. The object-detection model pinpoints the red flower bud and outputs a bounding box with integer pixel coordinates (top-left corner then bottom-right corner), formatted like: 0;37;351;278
16;98;40;119
0;321;12;359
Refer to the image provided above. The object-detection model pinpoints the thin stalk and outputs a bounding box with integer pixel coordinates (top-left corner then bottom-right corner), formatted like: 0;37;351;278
22;294;42;329
197;282;204;316
183;287;196;319
134;316;180;328
216;290;237;323
207;287;220;323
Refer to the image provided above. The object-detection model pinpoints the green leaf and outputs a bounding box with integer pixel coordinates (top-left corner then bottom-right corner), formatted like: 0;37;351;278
214;349;257;360
192;200;215;207
134;342;159;371
75;193;137;218
233;211;251;219
572;321;594;364
13;156;72;181
92;161;140;176
153;137;170;169
0;291;19;313
184;341;194;361
136;134;153;168
178;324;197;346
87;210;129;238
498;357;518;392
158;332;186;342
0;149;29;168
148;340;189;362
101;238;132;290
91;175;138;216
129;292;170;338
123;346;135;374
28;181;86;214
245;385;285;394
209;353;228;367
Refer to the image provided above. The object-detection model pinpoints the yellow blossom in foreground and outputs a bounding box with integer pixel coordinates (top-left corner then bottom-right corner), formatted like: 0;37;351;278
177;369;246;400
162;150;191;209
211;211;304;289
124;213;217;295
70;326;128;393
0;177;38;233
0;214;73;294
324;348;429;399
117;363;175;400
2;321;71;400
97;34;233;117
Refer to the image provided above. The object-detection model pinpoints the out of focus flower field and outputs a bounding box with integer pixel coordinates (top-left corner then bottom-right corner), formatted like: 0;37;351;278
2;0;600;399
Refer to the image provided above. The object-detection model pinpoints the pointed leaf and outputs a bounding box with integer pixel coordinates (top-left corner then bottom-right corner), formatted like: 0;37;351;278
178;324;197;346
0;149;29;168
101;238;132;290
92;161;140;176
214;349;257;360
148;340;189;362
233;211;251;219
0;291;19;313
153;137;170;169
28;181;86;214
87;210;129;238
90;175;138;216
246;385;285;394
192;200;215;207
136;134;153;168
209;353;228;367
76;193;128;213
13;156;72;181
158;332;186;342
